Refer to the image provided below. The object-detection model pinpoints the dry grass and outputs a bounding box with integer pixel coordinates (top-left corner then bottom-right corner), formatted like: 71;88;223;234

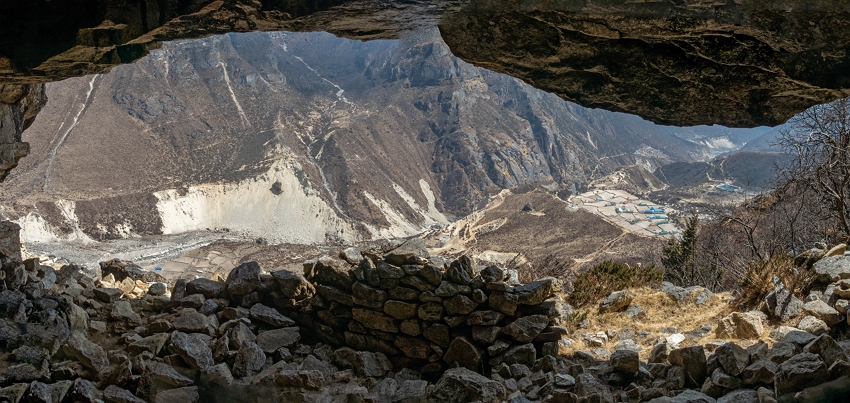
561;287;780;360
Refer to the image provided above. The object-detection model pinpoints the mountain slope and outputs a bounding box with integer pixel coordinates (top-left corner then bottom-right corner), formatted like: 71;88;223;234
1;30;762;243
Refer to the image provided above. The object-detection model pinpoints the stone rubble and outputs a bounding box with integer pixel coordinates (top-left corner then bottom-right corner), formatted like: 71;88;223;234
2;227;850;403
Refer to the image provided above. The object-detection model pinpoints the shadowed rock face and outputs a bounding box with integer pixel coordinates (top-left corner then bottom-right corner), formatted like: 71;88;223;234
439;0;850;128
2;0;850;181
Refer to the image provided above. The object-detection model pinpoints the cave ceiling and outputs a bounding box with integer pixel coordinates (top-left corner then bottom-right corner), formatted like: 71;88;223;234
0;0;848;188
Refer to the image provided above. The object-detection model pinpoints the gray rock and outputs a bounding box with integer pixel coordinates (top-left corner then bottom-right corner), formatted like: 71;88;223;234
148;282;167;296
575;373;613;403
103;385;146;403
481;266;506;283
255;327;300;353
352;282;387;308
715;342;749;376
764;280;803;321
61;331;109;374
169;331;214;369
599;290;634;313
626;304;645;318
70;378;102;402
514;277;562;305
137;360;193;398
443;337;483;371
385;238;429;266
249;303;294;327
803;334;849;368
711;367;741;389
669;345;707;387
502;315;549;343
490;343;536;367
223;261;262;296
813;256;850;283
796;316;829;335
767;341;799;364
434;281;471;297
353;307;399;333
232;341;266;378
110;300;142;325
185;278;223;299
444;294;478;315
614;339;641;353
610;349;639;373
446;256;476;285
271;269;315;300
128;332;169;356
488;292;518;316
396;379;428;402
774;352;829;395
384;300;418;320
716;312;764;339
172;308;209;333
201;363;233;387
741;359;778;385
774;328;815;346
667;389;716;403
802;299;843;326
154;386;199;403
467;310;504;326
428;367;504;403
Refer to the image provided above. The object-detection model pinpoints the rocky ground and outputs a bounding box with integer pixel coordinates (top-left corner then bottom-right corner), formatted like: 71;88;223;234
1;222;850;403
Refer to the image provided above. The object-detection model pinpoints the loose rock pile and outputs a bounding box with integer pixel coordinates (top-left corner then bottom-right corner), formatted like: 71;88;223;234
3;226;850;403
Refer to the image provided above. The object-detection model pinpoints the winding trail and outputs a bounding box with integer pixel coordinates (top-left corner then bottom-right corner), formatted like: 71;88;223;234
43;74;102;193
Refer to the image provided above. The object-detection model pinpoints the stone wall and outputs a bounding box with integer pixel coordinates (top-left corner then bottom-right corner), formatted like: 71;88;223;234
288;239;569;376
173;238;571;377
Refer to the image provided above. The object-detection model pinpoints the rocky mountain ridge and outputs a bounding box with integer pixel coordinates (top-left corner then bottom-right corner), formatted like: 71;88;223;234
1;31;751;245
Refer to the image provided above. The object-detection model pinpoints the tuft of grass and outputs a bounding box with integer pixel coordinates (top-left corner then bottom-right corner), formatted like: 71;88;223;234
734;255;812;310
568;260;663;308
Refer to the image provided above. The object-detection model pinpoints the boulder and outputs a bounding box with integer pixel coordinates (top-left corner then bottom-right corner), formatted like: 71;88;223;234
427;367;505;403
271;269;315;300
599;290;634;313
232;341;266;378
61;331;109;375
249;303;294;327
797;316;829;335
490;343;536;367
385;238;429;266
223;261;261;296
716;312;763;339
103;385;146;403
128;333;169;356
467;310;504;326
575;373;614;403
668;345;707;387
169;331;214;369
148;283;167;296
446;256;475;285
715;342;750;376
353;308;399;333
764;279;803;322
667;389;716;403
502;315;548;343
110;300;142;325
813;256;850;283
185;278;223;299
610;349;639;373
802;299;843;326
443;295;477;316
774;352;829;395
384;300;418;320
172;308;209;333
481;266;506;283
255;327;300;353
741;359;778;385
443;337;484;371
352;282;387;308
514;277;562;305
803;334;849;368
154;387;199;403
137;360;193;398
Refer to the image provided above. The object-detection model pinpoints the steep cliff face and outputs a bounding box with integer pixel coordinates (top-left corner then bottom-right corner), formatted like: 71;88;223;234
439;0;850;127
1;31;732;243
0;84;46;181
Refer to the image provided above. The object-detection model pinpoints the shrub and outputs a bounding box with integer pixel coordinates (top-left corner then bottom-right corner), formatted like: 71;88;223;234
734;254;812;309
568;260;662;308
514;254;571;284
